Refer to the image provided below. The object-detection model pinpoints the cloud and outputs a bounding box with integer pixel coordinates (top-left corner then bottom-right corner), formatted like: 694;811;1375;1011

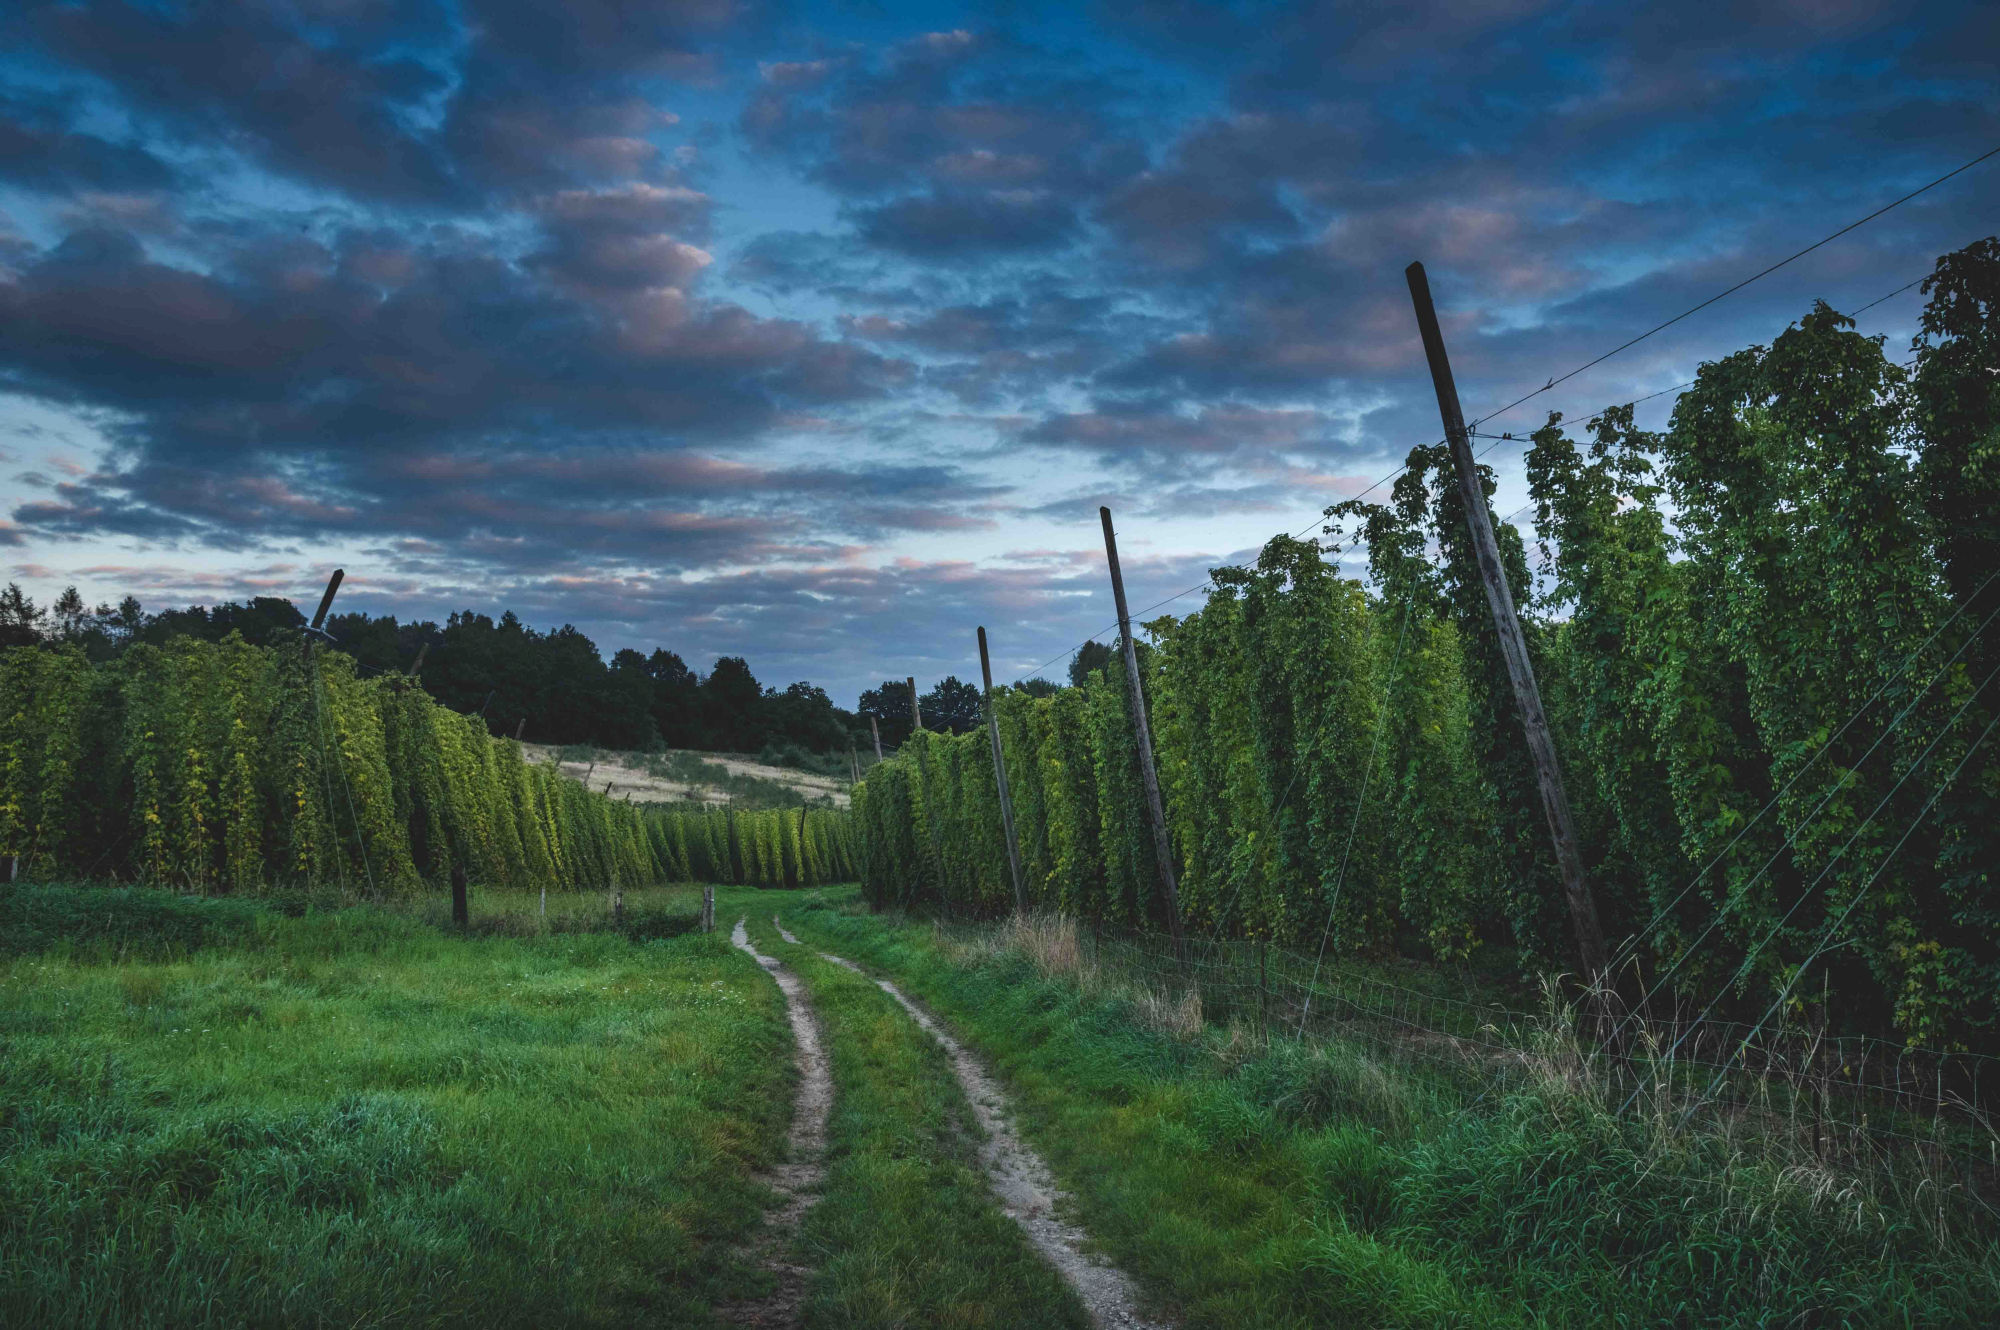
2;0;1998;703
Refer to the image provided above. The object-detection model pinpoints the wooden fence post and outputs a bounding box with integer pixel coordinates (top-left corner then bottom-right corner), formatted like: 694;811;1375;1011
1404;260;1609;980
1098;507;1187;958
978;626;1028;915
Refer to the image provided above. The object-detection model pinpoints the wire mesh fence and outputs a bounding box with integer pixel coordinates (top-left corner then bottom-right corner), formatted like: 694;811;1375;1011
965;919;2000;1189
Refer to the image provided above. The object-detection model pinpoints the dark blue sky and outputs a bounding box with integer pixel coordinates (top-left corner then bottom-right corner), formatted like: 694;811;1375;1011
1;0;1995;702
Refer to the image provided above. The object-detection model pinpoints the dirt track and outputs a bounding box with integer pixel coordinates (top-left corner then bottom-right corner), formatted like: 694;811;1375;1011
779;915;1169;1330
725;918;834;1326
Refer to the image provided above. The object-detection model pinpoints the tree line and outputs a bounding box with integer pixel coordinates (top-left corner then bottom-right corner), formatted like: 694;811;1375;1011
0;591;880;761
854;237;2000;1051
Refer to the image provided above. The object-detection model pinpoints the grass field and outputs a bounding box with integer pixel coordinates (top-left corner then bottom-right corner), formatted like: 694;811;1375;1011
9;880;1997;1327
0;882;791;1328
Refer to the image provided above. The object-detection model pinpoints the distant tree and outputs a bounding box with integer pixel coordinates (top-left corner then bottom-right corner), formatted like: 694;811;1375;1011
858;678;917;750
703;657;764;752
919;675;983;735
1068;639;1114;687
51;586;86;641
766;680;847;752
0;584;43;648
1012;676;1061;698
603;648;662;750
646;649;703;747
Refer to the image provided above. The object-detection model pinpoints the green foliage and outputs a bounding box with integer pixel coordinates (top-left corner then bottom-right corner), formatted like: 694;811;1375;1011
0;634;854;894
855;242;2000;1047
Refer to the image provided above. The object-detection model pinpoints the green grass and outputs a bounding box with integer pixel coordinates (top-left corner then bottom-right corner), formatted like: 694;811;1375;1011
724;896;1089;1329
774;893;2000;1329
0;882;794;1328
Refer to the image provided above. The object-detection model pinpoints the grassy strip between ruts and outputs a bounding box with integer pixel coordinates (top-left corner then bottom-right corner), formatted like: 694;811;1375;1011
724;894;1090;1329
0;882;793;1328
775;891;2000;1330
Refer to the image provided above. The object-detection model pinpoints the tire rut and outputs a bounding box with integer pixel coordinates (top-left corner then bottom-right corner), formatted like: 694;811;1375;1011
775;915;1170;1330
724;917;833;1328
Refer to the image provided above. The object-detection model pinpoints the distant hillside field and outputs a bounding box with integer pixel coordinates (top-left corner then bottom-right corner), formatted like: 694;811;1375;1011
525;744;854;809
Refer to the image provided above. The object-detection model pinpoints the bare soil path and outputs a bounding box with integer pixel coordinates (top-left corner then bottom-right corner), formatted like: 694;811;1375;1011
775;915;1170;1330
724;917;834;1327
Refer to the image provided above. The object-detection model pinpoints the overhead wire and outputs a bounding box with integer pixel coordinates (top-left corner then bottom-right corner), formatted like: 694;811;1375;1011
1642;650;2000;1088
1010;143;1996;684
1464;141;2000;432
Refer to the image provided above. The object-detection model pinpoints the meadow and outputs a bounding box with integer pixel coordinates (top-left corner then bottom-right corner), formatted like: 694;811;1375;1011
0;882;790;1327
9;879;1999;1327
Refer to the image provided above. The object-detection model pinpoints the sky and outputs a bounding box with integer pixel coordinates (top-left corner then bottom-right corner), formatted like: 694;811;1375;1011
1;0;1996;705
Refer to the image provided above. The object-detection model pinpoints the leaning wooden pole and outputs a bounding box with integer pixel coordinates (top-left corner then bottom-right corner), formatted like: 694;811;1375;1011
908;676;923;732
1098;507;1187;957
978;627;1028;915
870;716;884;761
1404;261;1609;980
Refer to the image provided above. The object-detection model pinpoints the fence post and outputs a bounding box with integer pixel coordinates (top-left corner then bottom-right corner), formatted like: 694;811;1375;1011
703;882;715;933
450;864;469;928
1403;261;1608;981
1259;938;1269;1032
978;626;1028;915
1098;507;1187;959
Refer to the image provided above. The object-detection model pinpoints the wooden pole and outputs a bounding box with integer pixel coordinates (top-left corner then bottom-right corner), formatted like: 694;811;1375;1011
1098;507;1187;957
703;882;715;933
1404;261;1608;980
513;717;525;742
451;864;468;929
408;641;429;677
309;569;344;633
978;626;1028;915
908;676;923;732
870;716;884;760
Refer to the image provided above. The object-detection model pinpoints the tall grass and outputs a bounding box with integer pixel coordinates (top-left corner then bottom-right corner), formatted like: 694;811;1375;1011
789;898;2000;1327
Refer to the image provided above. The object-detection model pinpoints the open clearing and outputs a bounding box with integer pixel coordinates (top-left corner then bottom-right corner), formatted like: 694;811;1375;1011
6;881;1995;1328
522;744;852;807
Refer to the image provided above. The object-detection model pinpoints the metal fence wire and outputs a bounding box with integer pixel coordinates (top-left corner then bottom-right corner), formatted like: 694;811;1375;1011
963;921;2000;1184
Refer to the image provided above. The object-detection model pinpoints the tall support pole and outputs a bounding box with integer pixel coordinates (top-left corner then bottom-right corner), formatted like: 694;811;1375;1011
309;569;344;634
1098;507;1187;957
870;716;884;760
408;641;429;677
1404;261;1608;979
513;717;525;742
908;676;923;732
978;627;1028;915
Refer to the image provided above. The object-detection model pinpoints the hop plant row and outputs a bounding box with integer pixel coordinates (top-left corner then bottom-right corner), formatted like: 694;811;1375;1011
0;634;854;892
